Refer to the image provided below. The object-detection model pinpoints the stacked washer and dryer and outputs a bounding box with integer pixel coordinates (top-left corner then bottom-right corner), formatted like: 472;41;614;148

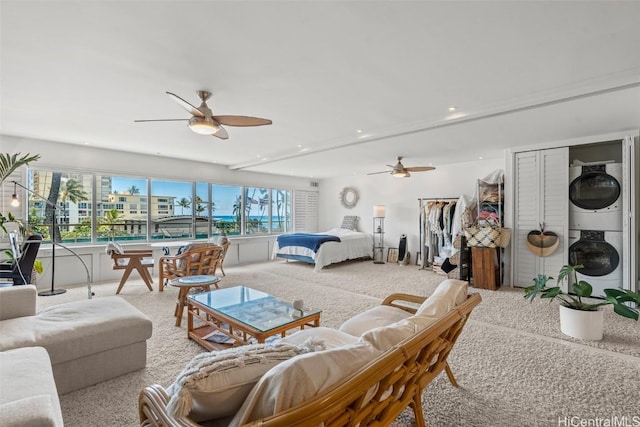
568;162;623;298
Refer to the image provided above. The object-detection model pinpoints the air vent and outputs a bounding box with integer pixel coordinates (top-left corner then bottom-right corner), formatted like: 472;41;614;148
310;181;319;187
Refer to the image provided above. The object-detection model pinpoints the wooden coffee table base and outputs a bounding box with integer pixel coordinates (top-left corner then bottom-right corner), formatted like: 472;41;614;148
187;299;321;351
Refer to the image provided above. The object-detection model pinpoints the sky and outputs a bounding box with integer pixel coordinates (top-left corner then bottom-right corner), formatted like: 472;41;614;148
111;177;244;216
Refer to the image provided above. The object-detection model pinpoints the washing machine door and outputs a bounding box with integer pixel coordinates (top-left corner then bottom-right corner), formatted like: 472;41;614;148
569;165;621;210
569;230;620;277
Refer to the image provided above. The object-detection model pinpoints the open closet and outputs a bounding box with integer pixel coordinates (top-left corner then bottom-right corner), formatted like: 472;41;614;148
510;132;638;294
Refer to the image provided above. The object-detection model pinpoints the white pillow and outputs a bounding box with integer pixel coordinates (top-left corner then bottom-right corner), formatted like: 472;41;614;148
281;327;359;349
166;341;322;422
228;341;381;427
339;305;411;336
415;279;468;317
360;315;439;351
340;215;359;231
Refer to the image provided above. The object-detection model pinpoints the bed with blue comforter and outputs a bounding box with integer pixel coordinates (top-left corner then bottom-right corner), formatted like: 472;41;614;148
272;228;372;271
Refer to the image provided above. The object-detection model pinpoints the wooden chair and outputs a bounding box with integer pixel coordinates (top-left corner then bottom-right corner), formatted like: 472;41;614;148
213;241;231;277
110;248;155;294
158;244;224;291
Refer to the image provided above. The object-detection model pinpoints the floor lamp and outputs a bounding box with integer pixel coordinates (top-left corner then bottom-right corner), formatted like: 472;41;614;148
11;180;66;296
373;205;385;264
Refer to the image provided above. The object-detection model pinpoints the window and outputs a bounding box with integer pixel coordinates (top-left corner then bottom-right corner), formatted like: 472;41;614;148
195;182;211;238
151;179;192;239
271;189;291;233
212;184;241;236
98;176;148;242
25;169;293;243
28;170;93;244
245;187;269;235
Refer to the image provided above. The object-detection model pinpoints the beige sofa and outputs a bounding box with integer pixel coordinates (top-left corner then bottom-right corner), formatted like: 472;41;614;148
139;279;481;427
0;346;63;427
0;285;153;394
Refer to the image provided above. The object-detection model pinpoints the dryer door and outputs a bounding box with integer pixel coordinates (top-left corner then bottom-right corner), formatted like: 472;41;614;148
569;165;621;210
569;230;620;277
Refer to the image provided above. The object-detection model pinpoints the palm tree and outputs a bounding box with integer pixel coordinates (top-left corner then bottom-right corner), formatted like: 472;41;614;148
100;209;121;239
59;178;88;204
127;185;140;195
45;172;63;243
232;195;242;232
176;197;191;215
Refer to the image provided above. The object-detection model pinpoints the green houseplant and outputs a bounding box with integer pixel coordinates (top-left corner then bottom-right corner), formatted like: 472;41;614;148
524;264;640;340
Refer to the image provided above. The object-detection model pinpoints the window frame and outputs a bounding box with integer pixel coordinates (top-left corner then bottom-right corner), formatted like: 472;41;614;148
25;167;294;245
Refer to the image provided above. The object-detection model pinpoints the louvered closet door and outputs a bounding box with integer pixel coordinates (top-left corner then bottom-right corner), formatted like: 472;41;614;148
294;190;319;232
514;152;539;286
540;148;569;278
513;148;568;287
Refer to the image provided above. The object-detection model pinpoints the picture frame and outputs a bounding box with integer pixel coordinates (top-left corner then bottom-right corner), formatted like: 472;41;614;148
386;247;398;263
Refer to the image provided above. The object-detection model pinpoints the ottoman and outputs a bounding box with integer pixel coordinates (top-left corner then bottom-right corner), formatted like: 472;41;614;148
0;286;153;394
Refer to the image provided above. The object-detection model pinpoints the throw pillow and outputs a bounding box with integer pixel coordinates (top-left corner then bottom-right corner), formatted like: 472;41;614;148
360;314;438;351
340;215;359;231
281;326;359;349
228;341;381;427
166;341;323;422
339;305;411;336
415;279;468;317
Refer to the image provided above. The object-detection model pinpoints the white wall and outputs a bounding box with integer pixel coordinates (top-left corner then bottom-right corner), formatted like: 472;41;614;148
319;157;505;259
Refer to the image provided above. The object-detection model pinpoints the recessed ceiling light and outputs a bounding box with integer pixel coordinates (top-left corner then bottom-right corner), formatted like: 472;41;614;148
84;142;90;145
297;144;302;148
356;129;363;134
478;156;484;160
256;154;261;158
448;106;457;112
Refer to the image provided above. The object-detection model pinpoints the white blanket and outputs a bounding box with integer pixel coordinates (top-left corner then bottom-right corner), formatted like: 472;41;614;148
272;228;372;271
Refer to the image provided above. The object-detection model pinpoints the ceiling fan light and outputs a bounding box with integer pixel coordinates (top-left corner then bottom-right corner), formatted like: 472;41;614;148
188;116;220;135
392;169;409;178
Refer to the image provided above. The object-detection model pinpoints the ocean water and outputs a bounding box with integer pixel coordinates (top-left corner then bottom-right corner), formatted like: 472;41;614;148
213;215;287;223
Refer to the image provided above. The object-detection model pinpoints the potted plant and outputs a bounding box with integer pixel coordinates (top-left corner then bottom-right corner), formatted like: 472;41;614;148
524;264;640;341
1;153;43;283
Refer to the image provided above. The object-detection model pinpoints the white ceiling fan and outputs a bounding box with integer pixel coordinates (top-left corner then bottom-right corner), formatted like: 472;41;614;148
367;156;435;178
135;90;272;139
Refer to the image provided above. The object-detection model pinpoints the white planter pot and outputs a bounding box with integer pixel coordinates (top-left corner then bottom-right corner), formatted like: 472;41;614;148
559;305;604;341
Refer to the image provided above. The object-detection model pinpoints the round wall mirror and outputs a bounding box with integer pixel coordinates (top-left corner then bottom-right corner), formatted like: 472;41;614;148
340;187;359;209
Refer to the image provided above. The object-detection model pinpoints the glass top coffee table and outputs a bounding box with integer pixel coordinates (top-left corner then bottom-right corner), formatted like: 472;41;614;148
187;286;322;350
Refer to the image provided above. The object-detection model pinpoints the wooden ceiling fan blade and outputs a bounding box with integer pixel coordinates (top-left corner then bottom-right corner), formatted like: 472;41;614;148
134;119;189;122
166;92;204;117
211;125;229;140
367;170;391;175
405;166;435;172
213;115;272;127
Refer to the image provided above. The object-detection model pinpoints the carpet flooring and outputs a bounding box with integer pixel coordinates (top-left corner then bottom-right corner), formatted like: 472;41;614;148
37;259;640;427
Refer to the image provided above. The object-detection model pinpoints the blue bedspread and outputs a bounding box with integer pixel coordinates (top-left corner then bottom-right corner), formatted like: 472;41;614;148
277;233;341;252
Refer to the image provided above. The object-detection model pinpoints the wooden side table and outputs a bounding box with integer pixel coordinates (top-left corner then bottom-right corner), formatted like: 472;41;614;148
169;275;221;326
471;247;500;290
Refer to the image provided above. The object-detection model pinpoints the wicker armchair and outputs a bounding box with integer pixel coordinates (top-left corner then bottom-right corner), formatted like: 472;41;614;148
158;244;224;291
212;241;231;277
139;292;481;426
